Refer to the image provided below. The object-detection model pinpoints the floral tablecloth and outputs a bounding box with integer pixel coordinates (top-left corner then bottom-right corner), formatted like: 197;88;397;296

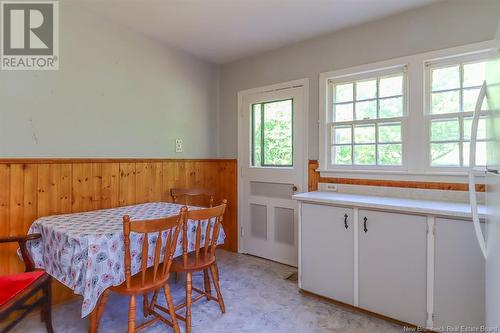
25;202;225;318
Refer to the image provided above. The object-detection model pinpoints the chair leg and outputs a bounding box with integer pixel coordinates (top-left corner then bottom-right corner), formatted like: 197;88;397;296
42;278;54;333
149;290;159;313
185;272;193;333
210;264;225;314
142;293;149;317
128;295;136;333
203;268;211;300
163;283;180;333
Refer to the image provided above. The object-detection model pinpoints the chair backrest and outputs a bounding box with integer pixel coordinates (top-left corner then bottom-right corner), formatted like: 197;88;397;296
182;200;227;260
122;206;187;289
170;188;215;207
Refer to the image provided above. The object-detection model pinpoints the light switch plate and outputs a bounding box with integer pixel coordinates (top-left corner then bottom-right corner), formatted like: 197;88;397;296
175;138;183;153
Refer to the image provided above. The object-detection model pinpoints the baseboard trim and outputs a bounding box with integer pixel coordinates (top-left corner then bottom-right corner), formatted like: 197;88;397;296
299;289;435;332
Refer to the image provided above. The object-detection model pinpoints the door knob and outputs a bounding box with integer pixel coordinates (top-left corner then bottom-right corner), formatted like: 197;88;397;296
292;185;298;192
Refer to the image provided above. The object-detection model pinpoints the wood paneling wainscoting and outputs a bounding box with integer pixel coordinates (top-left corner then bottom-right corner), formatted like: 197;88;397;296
0;159;237;305
308;160;485;192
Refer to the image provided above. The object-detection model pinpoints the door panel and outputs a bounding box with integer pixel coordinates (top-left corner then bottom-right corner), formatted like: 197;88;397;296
250;181;293;198
250;203;267;240
274;207;294;245
358;210;427;327
240;84;306;266
301;203;354;305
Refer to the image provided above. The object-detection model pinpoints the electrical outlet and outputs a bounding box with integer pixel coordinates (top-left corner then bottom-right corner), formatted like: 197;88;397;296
175;138;183;153
318;182;337;192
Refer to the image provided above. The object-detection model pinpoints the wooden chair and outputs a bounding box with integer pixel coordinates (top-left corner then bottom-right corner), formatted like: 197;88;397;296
170;188;216;283
93;207;187;333
171;200;227;333
170;188;215;208
0;234;53;333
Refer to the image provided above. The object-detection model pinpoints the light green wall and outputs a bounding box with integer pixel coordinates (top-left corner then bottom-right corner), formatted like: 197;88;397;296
0;2;219;158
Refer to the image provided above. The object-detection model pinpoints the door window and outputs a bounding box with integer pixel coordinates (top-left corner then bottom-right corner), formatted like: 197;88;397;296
252;99;294;167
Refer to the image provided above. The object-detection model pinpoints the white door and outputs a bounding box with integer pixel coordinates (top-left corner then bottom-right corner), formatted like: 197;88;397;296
301;203;354;304
238;80;307;266
358;210;427;327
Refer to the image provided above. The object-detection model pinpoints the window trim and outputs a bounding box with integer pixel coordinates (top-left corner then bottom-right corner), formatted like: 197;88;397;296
318;40;500;181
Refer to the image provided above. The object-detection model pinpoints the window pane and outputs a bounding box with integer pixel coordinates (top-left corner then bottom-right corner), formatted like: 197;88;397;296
464;141;487;166
354;125;375;143
432;66;460;91
378;123;401;143
463;88;488;112
431;118;460;141
431;142;460;166
378;144;402;165
252;104;262;166
334;103;353;122
379;97;403;118
333;145;352;165
356;80;376;100
355;100;377;120
379;75;403;98
431;91;460;114
262;100;293;166
332;126;352;144
463;62;486;88
463;88;480;112
354;145;376;165
464;117;487;141
335;83;353;103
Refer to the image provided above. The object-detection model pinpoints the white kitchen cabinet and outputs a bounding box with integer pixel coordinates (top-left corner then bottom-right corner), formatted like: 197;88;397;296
301;203;354;304
433;218;485;329
358;210;428;327
295;191;487;329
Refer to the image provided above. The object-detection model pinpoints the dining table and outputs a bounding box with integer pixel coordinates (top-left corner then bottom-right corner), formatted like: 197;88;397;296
24;201;225;328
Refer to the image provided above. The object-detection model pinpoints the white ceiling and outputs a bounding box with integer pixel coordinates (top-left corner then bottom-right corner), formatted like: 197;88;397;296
80;0;440;64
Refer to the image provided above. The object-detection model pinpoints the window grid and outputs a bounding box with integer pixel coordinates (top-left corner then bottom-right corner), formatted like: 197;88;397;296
427;60;491;167
429;113;492;167
331;120;404;165
330;72;406;168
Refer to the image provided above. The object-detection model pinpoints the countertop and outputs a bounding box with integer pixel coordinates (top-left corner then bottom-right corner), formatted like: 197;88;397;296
292;191;488;219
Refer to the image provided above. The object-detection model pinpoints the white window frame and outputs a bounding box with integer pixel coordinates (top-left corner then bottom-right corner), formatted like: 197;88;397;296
424;52;499;172
327;66;408;171
319;40;500;182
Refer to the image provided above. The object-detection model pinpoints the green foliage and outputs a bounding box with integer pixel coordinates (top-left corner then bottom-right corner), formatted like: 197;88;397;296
253;100;293;166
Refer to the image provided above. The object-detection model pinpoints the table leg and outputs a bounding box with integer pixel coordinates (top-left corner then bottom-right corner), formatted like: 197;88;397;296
88;289;109;333
88;307;99;333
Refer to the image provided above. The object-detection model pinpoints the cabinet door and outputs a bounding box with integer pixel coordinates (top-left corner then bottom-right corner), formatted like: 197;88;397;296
434;218;485;328
301;203;354;304
358;210;427;327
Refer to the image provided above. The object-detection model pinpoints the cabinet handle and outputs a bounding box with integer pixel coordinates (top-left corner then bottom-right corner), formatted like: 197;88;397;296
344;214;348;229
363;217;368;233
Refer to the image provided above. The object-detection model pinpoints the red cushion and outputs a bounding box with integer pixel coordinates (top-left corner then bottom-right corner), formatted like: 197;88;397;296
0;271;45;307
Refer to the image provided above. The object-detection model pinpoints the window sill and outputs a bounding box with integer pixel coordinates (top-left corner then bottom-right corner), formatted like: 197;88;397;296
317;168;485;183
